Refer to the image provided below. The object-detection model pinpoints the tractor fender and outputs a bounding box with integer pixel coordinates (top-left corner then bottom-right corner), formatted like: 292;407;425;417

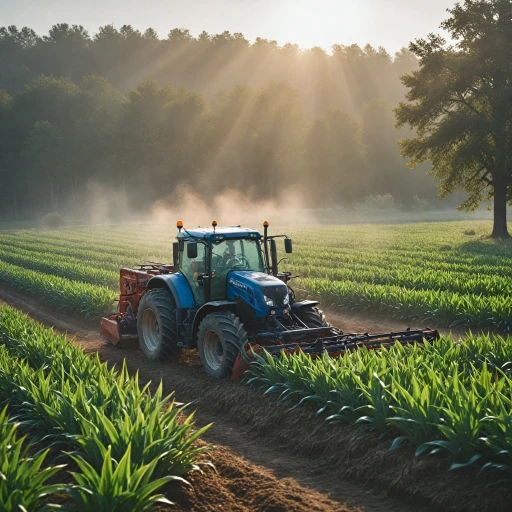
192;301;237;344
291;300;320;309
147;274;195;309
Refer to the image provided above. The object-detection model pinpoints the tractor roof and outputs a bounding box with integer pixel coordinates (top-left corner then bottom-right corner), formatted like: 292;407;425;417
176;226;262;241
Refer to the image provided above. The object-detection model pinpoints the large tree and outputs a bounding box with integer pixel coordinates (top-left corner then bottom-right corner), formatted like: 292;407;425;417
396;0;512;238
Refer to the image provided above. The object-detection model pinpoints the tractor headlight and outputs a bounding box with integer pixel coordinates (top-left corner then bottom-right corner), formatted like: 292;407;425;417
283;293;289;306
264;295;276;307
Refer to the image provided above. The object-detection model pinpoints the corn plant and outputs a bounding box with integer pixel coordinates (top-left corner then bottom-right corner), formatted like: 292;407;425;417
61;445;177;512
0;406;65;512
0;307;211;509
247;332;512;476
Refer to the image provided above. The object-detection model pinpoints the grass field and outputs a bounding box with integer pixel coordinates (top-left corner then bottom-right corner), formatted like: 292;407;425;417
0;220;510;329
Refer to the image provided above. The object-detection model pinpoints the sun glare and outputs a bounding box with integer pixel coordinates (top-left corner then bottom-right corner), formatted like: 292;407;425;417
272;0;363;50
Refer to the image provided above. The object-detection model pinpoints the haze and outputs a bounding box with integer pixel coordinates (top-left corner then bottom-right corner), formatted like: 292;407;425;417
3;0;454;53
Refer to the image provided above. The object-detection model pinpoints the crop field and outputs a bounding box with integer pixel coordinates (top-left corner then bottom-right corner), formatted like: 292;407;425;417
249;334;512;477
0;305;208;511
0;219;511;508
0;220;510;329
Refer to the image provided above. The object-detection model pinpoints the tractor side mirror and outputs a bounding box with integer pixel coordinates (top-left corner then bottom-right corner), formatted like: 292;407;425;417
284;238;293;254
187;242;198;259
172;242;179;266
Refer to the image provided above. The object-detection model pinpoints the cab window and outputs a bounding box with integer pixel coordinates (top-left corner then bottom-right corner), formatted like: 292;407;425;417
210;238;264;300
180;241;206;303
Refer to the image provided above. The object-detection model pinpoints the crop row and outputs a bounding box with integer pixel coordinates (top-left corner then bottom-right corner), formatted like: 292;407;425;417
289;261;512;297
0;260;115;318
0;245;118;287
247;334;512;477
290;249;512;278
297;277;512;330
0;305;209;511
0;237;168;271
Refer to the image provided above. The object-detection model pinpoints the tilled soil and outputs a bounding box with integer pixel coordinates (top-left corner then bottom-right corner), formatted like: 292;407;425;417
0;284;507;512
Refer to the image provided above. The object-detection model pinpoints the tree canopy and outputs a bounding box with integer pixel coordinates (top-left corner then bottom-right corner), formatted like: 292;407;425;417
0;23;449;222
396;0;512;238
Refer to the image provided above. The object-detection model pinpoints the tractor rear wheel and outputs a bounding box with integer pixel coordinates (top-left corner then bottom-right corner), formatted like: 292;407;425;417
295;306;329;328
197;311;248;378
137;289;181;361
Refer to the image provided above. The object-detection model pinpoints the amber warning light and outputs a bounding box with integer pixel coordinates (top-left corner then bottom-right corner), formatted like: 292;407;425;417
263;220;269;227
177;220;183;231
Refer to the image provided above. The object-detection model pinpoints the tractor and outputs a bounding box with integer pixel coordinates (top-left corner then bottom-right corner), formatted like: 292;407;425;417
101;221;439;378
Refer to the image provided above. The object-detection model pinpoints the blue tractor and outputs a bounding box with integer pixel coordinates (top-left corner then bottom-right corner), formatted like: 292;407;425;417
100;221;439;378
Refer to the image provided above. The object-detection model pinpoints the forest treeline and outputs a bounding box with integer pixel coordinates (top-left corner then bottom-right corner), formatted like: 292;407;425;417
0;24;440;220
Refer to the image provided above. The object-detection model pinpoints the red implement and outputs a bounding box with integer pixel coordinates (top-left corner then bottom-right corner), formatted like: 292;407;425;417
100;264;175;345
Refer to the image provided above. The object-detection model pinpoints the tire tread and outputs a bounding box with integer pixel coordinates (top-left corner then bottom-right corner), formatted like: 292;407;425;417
197;311;248;378
137;289;181;361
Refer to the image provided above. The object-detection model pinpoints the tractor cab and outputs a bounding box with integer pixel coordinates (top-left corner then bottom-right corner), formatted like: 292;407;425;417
175;223;283;306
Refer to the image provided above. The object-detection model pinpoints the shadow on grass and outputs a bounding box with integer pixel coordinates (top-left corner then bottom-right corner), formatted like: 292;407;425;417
456;237;512;258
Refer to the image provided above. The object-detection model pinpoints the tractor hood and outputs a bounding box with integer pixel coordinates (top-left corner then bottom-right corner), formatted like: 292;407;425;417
227;271;289;318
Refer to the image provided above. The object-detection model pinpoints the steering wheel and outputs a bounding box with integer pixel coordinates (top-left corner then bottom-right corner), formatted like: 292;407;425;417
226;253;250;269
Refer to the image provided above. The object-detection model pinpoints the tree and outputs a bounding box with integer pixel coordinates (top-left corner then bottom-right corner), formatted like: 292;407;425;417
21;121;66;212
0;89;21;219
304;108;367;205
396;0;512;238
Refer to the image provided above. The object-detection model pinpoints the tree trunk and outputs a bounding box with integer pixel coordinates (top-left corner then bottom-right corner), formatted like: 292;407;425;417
491;176;510;238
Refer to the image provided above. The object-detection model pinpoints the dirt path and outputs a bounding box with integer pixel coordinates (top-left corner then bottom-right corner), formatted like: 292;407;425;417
0;284;505;512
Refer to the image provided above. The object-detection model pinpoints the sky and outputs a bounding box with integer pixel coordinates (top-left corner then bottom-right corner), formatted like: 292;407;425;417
2;0;455;53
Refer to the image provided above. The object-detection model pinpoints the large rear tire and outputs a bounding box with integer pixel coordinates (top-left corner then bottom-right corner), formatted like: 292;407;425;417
137;289;182;361
197;311;248;378
295;306;329;328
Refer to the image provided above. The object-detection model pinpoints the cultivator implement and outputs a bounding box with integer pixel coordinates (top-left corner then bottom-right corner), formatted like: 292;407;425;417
261;328;440;357
231;327;440;380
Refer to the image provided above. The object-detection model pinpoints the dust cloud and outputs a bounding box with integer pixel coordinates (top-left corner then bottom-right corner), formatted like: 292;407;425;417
148;186;312;229
81;181;494;230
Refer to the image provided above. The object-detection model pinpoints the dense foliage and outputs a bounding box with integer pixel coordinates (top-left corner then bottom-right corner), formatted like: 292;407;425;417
0;23;416;111
0;220;510;330
0;24;442;222
0;305;209;510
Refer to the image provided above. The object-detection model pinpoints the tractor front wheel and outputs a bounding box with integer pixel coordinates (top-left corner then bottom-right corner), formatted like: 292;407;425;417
197;311;248;378
295;306;329;328
137;289;181;361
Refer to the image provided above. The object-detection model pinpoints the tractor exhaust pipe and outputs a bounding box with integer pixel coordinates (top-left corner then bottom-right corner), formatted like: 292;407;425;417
270;239;278;276
263;220;270;271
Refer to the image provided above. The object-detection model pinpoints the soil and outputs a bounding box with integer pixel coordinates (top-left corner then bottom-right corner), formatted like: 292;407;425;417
0;284;508;512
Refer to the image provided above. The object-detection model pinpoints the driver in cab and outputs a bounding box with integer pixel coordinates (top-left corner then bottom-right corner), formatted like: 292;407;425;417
220;241;236;267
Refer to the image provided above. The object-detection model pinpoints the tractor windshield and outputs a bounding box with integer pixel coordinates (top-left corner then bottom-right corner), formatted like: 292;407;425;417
210;238;265;300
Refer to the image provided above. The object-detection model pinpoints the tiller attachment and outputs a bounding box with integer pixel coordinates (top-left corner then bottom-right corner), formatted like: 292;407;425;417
231;328;440;380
